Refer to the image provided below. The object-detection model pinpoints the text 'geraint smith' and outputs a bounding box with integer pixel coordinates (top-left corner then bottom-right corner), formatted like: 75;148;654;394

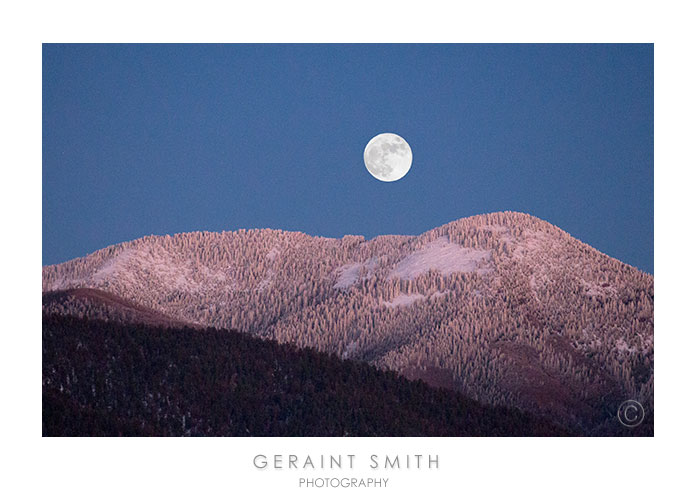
253;454;439;470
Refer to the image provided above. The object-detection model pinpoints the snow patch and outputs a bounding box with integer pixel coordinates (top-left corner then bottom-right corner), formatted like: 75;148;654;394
266;246;280;261
333;259;378;289
334;263;363;289
257;269;276;291
382;293;425;308
390;237;492;280
580;278;617;298
430;289;450;299
92;249;136;283
382;290;449;308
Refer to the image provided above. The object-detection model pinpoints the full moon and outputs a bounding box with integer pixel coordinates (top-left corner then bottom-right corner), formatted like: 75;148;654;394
363;133;412;182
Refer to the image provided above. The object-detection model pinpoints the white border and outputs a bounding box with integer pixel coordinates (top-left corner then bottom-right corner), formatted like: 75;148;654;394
3;1;695;502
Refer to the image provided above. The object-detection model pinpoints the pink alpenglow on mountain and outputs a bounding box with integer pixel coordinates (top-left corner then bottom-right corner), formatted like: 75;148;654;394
43;211;653;435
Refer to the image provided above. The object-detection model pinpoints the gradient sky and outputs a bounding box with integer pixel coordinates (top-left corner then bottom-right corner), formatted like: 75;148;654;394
43;44;653;272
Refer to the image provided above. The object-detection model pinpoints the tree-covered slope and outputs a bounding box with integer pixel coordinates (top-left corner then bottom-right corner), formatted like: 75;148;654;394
43;315;578;436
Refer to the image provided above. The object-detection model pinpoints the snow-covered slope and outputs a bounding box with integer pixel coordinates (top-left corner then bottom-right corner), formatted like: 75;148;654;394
390;236;492;279
43;211;653;433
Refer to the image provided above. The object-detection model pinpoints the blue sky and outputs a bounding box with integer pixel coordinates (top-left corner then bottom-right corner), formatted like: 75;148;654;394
43;44;653;272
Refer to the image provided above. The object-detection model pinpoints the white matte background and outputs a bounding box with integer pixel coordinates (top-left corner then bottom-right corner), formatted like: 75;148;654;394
2;1;694;502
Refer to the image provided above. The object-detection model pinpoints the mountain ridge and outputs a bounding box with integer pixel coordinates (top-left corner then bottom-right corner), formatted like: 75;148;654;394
42;211;654;434
44;212;645;270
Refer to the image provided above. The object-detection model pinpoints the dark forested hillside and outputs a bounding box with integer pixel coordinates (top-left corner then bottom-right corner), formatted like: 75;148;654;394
43;314;575;437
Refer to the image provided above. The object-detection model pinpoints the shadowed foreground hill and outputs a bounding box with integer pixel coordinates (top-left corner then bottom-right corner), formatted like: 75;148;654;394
43;315;571;437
